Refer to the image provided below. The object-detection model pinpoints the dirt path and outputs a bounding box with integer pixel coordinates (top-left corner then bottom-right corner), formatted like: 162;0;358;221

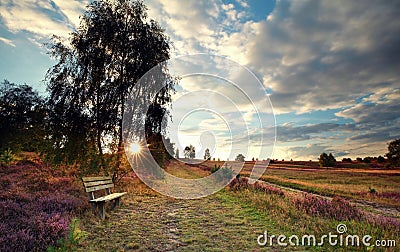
79;190;278;251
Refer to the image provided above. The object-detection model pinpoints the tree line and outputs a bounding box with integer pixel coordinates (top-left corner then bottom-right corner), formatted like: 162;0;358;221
319;140;400;168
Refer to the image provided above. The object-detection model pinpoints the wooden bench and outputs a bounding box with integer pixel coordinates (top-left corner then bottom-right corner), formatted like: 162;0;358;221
82;176;127;220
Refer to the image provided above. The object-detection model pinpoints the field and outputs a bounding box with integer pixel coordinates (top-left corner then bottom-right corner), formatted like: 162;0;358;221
1;158;399;251
77;160;399;251
238;161;400;210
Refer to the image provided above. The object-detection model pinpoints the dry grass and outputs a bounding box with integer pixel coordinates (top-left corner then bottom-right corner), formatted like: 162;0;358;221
77;161;399;251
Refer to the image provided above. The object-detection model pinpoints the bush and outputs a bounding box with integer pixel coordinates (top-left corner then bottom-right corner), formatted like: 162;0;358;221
211;164;220;173
294;195;363;221
0;148;14;166
0;162;89;251
215;163;233;182
47;218;86;252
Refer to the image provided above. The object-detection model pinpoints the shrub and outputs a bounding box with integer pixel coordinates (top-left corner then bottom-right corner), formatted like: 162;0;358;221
0;148;14;166
229;177;285;196
294;195;363;221
215;164;233;182
0;162;89;251
47;218;87;252
211;164;220;173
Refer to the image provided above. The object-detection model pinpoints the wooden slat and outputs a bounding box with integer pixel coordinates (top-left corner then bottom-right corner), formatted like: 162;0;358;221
84;183;114;192
90;192;127;203
83;179;113;188
82;176;112;182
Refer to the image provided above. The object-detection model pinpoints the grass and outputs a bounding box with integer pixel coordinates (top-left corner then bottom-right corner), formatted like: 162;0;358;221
77;161;399;251
232;162;400;208
4;156;398;251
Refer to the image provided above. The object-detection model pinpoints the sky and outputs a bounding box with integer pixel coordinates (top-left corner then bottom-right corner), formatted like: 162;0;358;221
0;0;399;160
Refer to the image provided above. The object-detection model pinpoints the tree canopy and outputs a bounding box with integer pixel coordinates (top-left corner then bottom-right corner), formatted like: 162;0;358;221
45;0;174;175
0;80;46;152
204;148;211;160
319;152;336;167
235;154;245;162
386;139;400;167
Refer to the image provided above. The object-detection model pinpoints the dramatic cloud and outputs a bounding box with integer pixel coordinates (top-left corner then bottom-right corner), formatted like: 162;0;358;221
246;0;400;114
1;0;399;160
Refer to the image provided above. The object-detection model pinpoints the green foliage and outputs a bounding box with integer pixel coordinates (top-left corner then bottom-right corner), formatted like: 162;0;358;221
184;145;195;159
0;80;46;153
45;0;174;174
377;155;385;163
369;187;377;194
0;148;14;166
318;152;336;167
147;133;174;169
386;139;400;167
215;163;233;182
235;154;245;162
204;148;211;160
47;218;87;252
363;156;372;163
211;164;220;173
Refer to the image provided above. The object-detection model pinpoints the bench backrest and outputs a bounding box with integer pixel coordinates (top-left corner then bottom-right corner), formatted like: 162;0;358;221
82;176;114;193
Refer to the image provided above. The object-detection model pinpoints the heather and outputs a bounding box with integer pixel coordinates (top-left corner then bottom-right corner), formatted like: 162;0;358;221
0;161;89;252
230;175;400;234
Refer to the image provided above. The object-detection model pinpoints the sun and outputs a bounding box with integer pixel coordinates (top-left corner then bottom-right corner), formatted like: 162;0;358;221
129;142;141;154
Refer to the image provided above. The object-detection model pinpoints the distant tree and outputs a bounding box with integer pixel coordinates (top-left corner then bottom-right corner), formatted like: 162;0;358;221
377;155;385;163
204;148;211;160
235;154;245;162
252;157;255;162
184;145;195;159
342;158;352;162
363;157;371;163
319;152;336;167
45;0;174;176
175;148;179;159
386;139;400;167
184;146;190;159
0;80;46;152
189;145;196;159
356;157;363;162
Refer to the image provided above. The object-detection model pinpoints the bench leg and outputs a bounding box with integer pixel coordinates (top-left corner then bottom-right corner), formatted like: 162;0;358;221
97;202;106;220
111;197;121;209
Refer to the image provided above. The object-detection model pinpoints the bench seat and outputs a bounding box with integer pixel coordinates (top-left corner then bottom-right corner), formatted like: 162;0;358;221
89;192;127;203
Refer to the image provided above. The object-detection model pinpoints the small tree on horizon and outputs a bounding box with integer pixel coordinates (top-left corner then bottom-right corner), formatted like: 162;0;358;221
386;139;400;167
184;145;195;159
204;148;211;160
319;152;336;167
235;154;245;162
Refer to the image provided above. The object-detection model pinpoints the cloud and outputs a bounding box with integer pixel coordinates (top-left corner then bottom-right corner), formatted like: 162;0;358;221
0;36;14;47
0;0;89;40
276;123;354;142
244;0;400;114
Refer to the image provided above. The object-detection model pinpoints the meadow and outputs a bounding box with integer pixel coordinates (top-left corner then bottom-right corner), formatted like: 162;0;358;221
1;156;399;251
238;161;400;210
